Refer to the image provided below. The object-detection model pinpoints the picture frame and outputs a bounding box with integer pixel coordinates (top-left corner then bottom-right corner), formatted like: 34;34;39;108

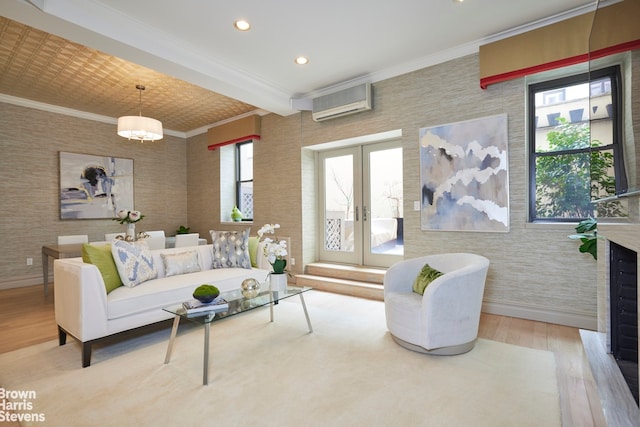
59;151;134;220
419;114;509;232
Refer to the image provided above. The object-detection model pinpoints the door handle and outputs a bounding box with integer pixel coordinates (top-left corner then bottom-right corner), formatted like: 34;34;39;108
355;206;359;222
363;206;368;222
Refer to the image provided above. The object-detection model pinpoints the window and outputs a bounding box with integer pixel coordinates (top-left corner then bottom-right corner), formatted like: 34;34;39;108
542;88;566;105
236;141;253;220
529;65;626;221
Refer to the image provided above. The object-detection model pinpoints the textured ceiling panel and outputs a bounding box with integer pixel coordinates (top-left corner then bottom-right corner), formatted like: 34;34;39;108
0;17;258;133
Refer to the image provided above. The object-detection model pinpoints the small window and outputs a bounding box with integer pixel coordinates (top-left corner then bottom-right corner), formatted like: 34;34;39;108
236;141;253;220
528;66;627;221
541;88;566;105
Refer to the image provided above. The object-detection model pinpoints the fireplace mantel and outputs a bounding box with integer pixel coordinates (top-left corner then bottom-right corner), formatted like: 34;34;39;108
586;200;640;424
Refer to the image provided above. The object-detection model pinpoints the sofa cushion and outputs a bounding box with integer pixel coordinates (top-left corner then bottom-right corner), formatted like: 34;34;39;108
161;250;200;277
81;243;122;293
210;229;252;269
412;263;443;295
248;236;259;267
106;267;269;320
111;240;157;287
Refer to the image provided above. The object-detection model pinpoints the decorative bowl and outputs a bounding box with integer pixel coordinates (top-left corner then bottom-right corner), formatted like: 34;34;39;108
193;284;220;303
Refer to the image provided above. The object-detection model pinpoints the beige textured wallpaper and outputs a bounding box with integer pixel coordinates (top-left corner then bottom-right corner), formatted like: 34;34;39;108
0;104;188;287
5;50;636;327
185;53;609;327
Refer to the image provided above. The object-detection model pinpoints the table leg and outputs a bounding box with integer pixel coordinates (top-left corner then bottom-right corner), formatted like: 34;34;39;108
42;250;49;296
164;315;180;364
299;293;313;333
269;290;274;323
203;322;210;386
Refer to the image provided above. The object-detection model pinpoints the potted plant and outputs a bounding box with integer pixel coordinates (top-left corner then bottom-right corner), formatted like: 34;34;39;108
176;225;190;235
568;217;598;260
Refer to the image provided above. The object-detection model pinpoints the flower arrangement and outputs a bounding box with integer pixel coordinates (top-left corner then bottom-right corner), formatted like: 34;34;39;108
112;209;144;224
257;223;288;274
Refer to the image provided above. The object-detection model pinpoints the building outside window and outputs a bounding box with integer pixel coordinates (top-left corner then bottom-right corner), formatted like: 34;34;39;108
236;141;253;220
528;65;627;222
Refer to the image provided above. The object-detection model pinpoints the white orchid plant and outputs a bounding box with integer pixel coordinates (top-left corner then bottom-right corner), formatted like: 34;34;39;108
112;209;144;224
257;223;288;274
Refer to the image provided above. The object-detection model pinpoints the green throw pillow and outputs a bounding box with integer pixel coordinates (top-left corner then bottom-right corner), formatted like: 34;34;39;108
248;236;259;268
82;243;123;293
412;263;444;295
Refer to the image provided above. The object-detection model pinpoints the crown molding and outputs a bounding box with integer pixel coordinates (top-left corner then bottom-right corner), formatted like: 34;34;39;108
0;94;272;139
0;94;185;138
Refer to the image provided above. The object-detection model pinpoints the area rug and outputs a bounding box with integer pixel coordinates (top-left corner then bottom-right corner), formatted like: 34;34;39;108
0;291;560;426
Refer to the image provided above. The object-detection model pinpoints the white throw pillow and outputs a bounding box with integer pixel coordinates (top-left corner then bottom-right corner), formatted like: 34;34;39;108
111;240;157;287
161;250;200;277
209;229;252;269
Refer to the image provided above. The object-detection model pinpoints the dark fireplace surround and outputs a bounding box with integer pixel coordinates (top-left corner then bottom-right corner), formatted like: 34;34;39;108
609;241;639;404
588;217;640;424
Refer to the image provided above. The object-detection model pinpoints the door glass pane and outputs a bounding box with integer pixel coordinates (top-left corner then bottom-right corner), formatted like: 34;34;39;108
369;148;403;255
324;155;354;252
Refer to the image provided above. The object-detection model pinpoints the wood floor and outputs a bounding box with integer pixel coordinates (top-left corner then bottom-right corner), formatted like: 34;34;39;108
0;284;607;426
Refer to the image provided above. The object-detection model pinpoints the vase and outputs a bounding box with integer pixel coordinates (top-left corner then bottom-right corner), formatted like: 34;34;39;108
231;205;243;222
270;273;287;293
126;223;136;241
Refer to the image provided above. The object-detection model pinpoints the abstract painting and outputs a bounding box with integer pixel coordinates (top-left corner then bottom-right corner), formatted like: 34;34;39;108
419;114;509;232
59;152;134;219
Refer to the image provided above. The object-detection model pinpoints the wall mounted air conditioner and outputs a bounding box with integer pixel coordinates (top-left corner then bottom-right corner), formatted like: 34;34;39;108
312;83;372;122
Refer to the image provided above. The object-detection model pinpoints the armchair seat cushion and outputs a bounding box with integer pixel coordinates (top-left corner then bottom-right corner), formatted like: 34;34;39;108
384;291;423;344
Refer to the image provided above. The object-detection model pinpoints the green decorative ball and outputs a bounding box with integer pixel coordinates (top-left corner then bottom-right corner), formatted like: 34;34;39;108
193;284;220;303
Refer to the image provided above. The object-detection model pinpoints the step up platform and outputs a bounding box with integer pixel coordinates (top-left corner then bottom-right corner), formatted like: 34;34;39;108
295;263;386;301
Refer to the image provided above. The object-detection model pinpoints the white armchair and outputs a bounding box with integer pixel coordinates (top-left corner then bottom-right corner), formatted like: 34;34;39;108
384;253;490;355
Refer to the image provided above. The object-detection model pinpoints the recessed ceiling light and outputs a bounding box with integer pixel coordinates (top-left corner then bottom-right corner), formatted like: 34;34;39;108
295;56;309;65
234;20;251;31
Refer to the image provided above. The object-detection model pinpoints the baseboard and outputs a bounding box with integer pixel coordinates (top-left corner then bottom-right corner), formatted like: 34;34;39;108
0;274;45;291
482;299;597;330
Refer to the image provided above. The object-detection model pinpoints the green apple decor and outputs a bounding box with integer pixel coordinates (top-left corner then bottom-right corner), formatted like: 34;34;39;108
193;284;220;303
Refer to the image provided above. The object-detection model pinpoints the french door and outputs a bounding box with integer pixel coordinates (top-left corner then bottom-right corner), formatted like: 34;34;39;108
318;141;403;268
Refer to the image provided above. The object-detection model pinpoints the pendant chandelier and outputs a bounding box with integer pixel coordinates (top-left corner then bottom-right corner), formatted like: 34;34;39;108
117;84;163;142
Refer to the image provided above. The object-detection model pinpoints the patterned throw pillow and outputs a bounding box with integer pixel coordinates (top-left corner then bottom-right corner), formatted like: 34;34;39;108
412;263;444;295
111;240;157;287
210;229;252;269
161;250;200;277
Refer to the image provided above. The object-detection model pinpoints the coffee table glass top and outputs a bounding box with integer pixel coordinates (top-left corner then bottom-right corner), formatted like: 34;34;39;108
163;286;312;325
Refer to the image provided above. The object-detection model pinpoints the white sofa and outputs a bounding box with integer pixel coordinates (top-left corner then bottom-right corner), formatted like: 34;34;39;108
54;244;270;367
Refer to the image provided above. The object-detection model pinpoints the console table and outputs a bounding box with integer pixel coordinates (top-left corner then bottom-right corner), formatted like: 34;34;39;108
41;243;83;296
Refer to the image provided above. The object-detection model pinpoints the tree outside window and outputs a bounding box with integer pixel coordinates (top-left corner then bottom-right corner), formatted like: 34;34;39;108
529;66;627;221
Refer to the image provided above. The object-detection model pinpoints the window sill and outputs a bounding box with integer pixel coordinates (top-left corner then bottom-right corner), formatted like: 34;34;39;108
525;221;578;231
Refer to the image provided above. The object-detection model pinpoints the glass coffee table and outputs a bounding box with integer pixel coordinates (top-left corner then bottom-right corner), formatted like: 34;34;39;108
163;286;313;385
